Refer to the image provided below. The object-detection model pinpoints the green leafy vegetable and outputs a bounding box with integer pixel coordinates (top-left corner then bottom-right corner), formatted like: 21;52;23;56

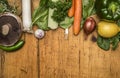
97;33;120;51
97;35;110;51
32;0;50;30
32;0;73;30
60;17;73;29
95;0;120;21
0;0;17;14
48;0;72;23
110;33;120;50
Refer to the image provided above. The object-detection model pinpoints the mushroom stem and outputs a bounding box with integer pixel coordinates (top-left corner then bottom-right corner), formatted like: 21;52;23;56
2;24;10;36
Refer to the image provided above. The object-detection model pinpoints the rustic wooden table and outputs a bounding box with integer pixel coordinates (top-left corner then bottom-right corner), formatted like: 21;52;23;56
0;0;120;78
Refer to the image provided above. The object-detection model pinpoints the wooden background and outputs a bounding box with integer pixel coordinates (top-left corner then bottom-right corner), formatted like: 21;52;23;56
0;0;120;78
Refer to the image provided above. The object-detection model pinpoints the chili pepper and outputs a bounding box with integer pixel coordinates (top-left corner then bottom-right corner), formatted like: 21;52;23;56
95;0;120;21
0;40;25;52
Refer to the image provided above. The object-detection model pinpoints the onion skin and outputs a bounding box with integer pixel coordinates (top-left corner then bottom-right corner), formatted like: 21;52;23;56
83;17;96;35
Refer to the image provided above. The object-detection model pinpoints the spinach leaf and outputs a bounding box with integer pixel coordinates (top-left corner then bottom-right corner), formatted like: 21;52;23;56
97;35;110;51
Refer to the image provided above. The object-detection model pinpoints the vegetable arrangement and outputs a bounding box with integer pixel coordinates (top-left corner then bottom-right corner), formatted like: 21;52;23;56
1;0;120;51
31;0;120;51
95;0;120;50
32;0;73;38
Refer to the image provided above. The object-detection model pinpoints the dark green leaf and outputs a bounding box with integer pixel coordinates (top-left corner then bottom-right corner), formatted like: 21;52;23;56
32;0;50;30
110;33;120;50
48;0;72;23
97;35;110;51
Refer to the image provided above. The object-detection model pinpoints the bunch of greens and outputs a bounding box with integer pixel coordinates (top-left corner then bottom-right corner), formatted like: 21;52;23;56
32;0;50;30
0;0;17;14
32;0;73;30
48;0;72;23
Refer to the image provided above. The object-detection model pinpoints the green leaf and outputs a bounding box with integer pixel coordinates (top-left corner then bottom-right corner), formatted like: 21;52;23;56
0;0;17;13
110;33;120;50
59;17;74;29
32;0;50;30
97;35;110;51
48;0;72;23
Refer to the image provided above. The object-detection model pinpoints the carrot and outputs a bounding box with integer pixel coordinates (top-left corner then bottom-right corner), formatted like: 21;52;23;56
68;0;74;17
73;0;82;35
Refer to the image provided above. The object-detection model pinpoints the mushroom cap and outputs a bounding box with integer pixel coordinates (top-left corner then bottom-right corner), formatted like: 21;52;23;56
0;12;22;46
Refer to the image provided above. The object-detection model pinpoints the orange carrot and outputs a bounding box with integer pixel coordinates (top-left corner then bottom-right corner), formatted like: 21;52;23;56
73;0;82;35
68;0;74;17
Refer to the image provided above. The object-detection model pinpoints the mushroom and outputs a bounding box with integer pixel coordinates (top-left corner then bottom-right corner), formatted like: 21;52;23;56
0;12;22;46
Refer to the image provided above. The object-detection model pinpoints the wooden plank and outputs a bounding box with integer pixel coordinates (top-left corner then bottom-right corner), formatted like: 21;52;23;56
39;27;82;78
1;34;38;78
39;26;120;78
0;50;5;78
1;0;120;78
79;32;120;78
0;0;39;78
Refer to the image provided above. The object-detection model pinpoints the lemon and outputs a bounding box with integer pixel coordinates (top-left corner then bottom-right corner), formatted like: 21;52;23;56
98;21;120;38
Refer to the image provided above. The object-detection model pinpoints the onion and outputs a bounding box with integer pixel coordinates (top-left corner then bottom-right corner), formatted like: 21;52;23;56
34;29;45;39
83;17;96;35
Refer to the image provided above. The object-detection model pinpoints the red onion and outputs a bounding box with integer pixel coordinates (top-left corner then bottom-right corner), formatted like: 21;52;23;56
83;17;96;35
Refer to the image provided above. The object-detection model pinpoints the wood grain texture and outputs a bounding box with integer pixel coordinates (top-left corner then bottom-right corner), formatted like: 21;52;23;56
0;0;38;78
0;34;38;78
0;0;120;78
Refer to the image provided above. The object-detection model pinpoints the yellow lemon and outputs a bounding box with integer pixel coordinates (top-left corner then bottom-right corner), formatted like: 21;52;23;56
98;21;120;38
